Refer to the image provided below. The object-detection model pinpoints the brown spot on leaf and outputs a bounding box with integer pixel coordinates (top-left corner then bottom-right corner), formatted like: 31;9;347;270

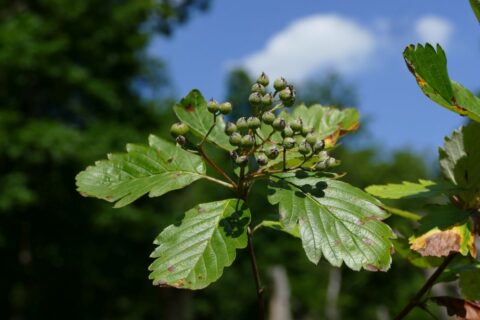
363;238;373;246
168;265;175;272
156;280;168;287
432;297;480;320
356;219;364;226
198;207;205;214
334;240;341;246
79;192;89;197
185;104;195;112
364;264;380;272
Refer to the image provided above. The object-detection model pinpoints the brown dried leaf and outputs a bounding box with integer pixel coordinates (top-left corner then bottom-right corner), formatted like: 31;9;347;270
432;297;480;320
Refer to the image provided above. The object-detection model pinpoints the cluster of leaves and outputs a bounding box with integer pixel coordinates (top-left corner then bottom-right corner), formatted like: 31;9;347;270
76;73;397;293
365;4;480;316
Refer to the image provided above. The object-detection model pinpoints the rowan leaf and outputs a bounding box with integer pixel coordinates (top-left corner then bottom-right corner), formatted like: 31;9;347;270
173;90;234;151
267;172;395;271
149;199;250;289
403;44;480;122
365;179;454;200
76;135;206;208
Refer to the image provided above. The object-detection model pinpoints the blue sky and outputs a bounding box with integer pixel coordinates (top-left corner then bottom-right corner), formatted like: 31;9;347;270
150;0;479;153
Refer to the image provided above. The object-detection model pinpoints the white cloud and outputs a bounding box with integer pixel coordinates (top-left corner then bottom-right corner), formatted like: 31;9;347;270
240;14;377;82
414;15;454;46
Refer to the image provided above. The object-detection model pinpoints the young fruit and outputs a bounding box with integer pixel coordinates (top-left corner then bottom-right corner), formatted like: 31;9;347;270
305;133;317;146
207;99;219;113
235;155;249;167
298;141;312;155
170;122;190;137
219;102;232;114
281;125;294;138
301;126;313;137
247;117;261;129
229;132;242;146
289;118;303;132
272;118;286;131
283;137;295;149
251;83;266;94
273;77;287;91
279;85;296;106
256;72;269;86
175;135;187;145
262;111;276;124
256;154;269;166
249;92;262;107
225;122;237;135
236;117;249;130
265;145;279;159
229;150;238;160
241;135;255;147
261;94;273;108
313;140;325;153
315;159;328;170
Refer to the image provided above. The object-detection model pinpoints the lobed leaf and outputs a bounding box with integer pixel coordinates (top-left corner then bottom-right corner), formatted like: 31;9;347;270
149;199;250;289
174;90;234;151
403;44;480;122
76;135;206;208
268;172;395;271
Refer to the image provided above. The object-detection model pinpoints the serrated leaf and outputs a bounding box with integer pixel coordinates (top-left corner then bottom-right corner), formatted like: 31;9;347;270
76;135;206;208
410;209;476;258
460;269;480;300
439;122;480;207
471;0;480;23
174;90;234;151
403;44;480;122
365;179;454;200
148;199;250;289
267;172;394;271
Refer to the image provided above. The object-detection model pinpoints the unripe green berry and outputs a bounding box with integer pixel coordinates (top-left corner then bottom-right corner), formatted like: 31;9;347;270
247;116;261;129
256;72;269;86
265;145;279;159
170;122;190;137
283;137;295;149
272;118;286;131
273;77;287;91
305;133;317;146
235;155;249;167
281;125;294;138
241;134;255;147
225;122;237;135
315;159;328;171
219;102;232;115
301;126;313;137
207;99;219;113
249;92;262;107
261;94;273;108
229;132;242;146
236;117;249;130
176;135;186;145
313;140;325;153
289;118;303;132
279;85;296;107
251;83;266;94
327;157;337;167
262;111;276;124
229;150;238;160
298;141;312;155
256;154;269;166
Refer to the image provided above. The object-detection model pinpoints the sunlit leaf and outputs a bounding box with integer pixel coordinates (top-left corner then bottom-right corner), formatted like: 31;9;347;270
403;44;480;122
149;199;250;289
76;135;206;208
365;179;454;200
267;172;394;271
174;89;234;151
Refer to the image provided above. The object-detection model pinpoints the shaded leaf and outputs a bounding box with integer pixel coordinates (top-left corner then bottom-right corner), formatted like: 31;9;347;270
365;179;454;200
393;238;442;268
149;199;250;289
460;269;480;300
431;297;480;320
76;135;206;208
267;172;394;271
403;44;480;122
471;0;480;23
173;90;234;151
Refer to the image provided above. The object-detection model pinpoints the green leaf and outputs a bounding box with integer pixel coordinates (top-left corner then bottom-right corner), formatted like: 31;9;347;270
149;199;250;289
392;238;442;269
403;44;480;122
460;269;480;300
365;179;454;200
439;122;480;206
268;172;395;271
76;135;206;208
254;220;301;238
174;90;234;151
470;0;480;23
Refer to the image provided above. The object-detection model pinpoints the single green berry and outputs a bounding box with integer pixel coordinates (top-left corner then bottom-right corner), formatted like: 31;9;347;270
236;117;249;130
313;140;325;153
251;83;266;94
315;159;328;171
298;141;312;155
256;72;269;86
170;122;189;137
219;102;232;115
249;92;262;107
241;134;255;147
176;135;187;145
225;122;237;135
289;118;303;132
262;111;276;124
283;137;295;149
279;85;296;106
265;145;279;159
229;150;238;160
327;157;337;167
272;118;286;131
305;133;317;146
247;116;261;129
235;155;249;167
207;99;219;113
281;125;294;138
261;94;273;108
229;132;242;146
256;154;268;166
273;77;287;91
301;126;313;137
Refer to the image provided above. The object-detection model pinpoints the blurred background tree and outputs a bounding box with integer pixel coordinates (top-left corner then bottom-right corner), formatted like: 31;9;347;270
0;1;442;319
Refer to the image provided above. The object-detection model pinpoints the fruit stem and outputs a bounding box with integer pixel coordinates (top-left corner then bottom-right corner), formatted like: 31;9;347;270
198;146;237;189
